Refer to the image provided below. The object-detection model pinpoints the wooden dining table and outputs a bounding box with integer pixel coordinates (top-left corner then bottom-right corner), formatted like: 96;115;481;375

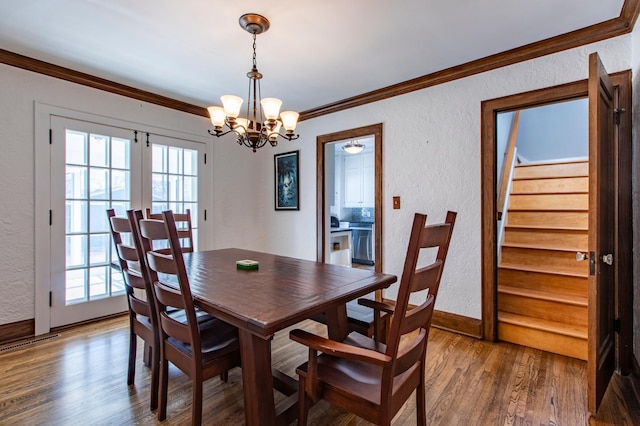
181;248;397;425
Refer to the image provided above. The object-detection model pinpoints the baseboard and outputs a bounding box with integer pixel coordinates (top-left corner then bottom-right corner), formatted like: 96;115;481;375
629;354;640;407
0;319;35;345
432;310;483;339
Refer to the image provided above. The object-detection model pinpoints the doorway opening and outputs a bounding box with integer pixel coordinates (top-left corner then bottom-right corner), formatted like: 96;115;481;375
495;98;589;360
480;65;632;414
316;124;383;273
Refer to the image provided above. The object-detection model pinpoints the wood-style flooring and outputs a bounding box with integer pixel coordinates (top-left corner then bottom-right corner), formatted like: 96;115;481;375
1;315;638;425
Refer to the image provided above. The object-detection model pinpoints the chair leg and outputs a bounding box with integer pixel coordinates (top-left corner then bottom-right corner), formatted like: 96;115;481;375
143;342;152;367
149;343;159;411
298;375;309;425
127;330;137;385
416;363;426;426
220;371;228;382
191;377;203;426
157;357;169;421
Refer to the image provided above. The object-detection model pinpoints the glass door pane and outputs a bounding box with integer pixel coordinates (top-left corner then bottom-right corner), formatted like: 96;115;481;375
51;117;139;328
149;142;199;249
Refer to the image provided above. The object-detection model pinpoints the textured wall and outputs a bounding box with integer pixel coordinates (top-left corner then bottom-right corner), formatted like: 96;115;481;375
262;35;633;320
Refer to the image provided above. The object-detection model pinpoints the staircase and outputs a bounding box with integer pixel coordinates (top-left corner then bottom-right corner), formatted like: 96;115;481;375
498;159;589;360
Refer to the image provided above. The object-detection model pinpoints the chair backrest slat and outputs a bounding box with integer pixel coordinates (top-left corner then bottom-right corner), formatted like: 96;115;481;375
418;223;453;248
146;208;195;253
147;251;179;276
410;261;443;293
394;327;428;376
399;296;436;336
129;295;151;318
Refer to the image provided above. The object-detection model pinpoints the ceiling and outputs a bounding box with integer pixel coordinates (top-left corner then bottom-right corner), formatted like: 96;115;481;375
0;1;627;114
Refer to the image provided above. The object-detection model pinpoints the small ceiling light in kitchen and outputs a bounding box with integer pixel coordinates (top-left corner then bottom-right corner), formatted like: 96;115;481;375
342;139;364;154
207;13;299;152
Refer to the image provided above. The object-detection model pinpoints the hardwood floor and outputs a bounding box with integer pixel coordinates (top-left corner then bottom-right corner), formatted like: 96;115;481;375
1;315;638;425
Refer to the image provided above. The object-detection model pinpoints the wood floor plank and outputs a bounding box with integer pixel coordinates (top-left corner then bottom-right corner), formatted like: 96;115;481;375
1;316;639;425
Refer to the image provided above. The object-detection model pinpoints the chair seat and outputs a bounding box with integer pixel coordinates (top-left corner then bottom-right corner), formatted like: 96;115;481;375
167;307;215;325
168;318;239;360
296;349;418;408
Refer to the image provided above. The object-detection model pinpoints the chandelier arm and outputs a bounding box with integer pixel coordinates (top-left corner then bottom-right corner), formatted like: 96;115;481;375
272;131;300;141
208;128;241;138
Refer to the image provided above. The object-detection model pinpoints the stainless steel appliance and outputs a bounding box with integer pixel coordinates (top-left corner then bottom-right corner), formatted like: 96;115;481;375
350;222;374;265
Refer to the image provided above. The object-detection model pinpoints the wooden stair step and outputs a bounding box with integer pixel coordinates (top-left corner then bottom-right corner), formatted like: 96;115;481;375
511;176;588;194
507;211;588;229
499;262;588;279
498;267;587;297
503;227;587;251
498;285;587;307
501;241;586;252
498;285;587;327
513;161;588;180
498;312;587;339
500;247;588;275
498;321;587;360
505;224;587;232
508;193;587;211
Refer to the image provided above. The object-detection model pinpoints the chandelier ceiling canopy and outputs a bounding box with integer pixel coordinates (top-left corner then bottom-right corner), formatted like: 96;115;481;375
207;13;299;152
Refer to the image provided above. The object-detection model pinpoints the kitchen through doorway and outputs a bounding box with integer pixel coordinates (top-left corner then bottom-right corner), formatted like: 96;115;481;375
316;124;383;273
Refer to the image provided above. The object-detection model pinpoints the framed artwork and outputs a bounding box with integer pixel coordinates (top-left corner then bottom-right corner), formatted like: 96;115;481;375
274;150;299;210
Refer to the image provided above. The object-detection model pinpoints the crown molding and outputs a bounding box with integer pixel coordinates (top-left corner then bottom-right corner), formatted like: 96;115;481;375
0;48;208;118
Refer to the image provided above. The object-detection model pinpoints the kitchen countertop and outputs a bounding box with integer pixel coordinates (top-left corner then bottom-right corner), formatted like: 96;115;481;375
330;227;352;233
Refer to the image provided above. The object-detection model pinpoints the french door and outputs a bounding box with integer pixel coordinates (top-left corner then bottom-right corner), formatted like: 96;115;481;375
49;116;205;328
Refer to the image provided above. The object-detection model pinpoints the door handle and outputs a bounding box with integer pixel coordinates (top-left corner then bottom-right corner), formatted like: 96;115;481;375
601;254;613;265
577;251;596;275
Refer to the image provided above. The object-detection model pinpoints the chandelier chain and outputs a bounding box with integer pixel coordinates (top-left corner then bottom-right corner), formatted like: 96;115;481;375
252;33;257;69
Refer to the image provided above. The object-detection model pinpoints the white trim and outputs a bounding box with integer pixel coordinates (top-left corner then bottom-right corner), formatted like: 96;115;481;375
34;102;52;335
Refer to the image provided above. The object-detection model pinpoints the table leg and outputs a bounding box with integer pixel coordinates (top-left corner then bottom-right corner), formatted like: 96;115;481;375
324;302;350;341
239;329;277;425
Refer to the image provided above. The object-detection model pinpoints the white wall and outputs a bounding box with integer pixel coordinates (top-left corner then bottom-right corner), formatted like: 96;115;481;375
0;63;264;325
262;35;633;319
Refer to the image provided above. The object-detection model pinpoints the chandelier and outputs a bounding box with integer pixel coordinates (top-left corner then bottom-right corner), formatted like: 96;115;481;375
207;13;299;152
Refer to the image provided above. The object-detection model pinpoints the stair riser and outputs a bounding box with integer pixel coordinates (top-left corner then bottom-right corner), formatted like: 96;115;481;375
503;228;587;250
501;247;589;275
509;193;587;211
498;293;587;326
498;268;587;297
506;211;588;229
498;322;587;360
511;177;588;194
513;162;588;180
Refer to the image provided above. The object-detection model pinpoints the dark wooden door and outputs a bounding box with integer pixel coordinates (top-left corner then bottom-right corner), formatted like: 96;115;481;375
587;52;616;415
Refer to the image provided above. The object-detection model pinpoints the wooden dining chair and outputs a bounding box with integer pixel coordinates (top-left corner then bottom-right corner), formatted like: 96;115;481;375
133;210;241;425
107;209;160;411
290;211;457;425
145;208;195;253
